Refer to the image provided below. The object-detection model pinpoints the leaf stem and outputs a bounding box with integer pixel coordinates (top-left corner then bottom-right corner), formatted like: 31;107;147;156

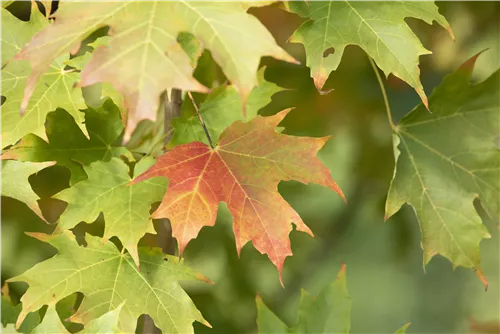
368;57;397;131
188;92;215;149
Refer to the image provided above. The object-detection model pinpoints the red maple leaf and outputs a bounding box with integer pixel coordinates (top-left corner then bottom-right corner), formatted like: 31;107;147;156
132;109;345;282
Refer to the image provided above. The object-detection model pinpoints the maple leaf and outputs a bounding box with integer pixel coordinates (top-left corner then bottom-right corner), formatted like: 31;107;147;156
132;109;345;280
16;1;296;140
257;264;351;333
30;303;124;334
1;6;87;148
1;1;13;9
80;303;124;334
285;1;453;106
31;306;68;334
53;157;168;266
8;232;208;333
385;53;498;281
1;293;40;334
2;100;131;185
1;160;54;221
395;323;412;334
169;67;284;148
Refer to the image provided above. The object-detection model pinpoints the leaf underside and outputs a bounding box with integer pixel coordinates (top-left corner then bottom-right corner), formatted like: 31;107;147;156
386;54;499;273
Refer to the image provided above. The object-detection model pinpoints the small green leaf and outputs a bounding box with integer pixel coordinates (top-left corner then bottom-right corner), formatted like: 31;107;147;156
395;322;411;334
2;100;130;185
81;303;124;334
169;67;283;148
1;160;54;221
1;296;40;333
31;306;69;334
257;265;351;333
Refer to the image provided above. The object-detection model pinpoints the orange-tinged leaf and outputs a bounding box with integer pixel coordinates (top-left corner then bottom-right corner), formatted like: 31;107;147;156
132;109;345;281
16;1;296;140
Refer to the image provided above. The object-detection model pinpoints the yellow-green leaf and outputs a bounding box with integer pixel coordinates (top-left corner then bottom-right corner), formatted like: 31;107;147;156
16;1;296;140
286;1;452;106
8;232;208;333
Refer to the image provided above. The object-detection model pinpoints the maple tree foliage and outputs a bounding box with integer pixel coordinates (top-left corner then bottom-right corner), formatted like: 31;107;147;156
386;53;499;283
1;160;54;221
132;109;345;281
284;1;453;106
2;100;130;185
1;4;87;148
1;1;499;333
257;264;351;333
14;1;296;139
8;232;208;333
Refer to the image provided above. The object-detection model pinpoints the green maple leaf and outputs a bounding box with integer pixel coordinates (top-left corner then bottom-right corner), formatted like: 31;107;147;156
257;264;351;333
1;1;13;9
286;1;453;106
52;157;168;266
80;303;124;334
30;303;124;334
16;1;296;140
2;99;131;185
169;67;283;148
1;160;54;221
1;296;40;334
385;54;499;278
8;232;208;333
395;323;412;334
31;306;68;334
1;6;86;148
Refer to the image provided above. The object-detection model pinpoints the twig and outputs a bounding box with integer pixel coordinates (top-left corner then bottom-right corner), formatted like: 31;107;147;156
368;57;397;131
187;91;215;149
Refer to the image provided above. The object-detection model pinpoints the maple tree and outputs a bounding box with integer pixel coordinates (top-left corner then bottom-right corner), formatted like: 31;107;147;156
1;1;498;333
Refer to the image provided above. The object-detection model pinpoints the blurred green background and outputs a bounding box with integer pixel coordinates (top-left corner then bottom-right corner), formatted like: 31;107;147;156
2;2;499;333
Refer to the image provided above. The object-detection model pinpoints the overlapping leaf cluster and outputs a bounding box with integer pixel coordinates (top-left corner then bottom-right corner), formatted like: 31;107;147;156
1;0;498;333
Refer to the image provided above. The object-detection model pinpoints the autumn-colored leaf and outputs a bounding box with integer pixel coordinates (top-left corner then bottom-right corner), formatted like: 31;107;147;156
132;109;344;280
16;1;296;140
386;53;498;279
285;1;453;105
8;232;208;333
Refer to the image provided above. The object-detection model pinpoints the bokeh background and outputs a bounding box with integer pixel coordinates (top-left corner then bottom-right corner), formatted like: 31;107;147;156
2;2;499;333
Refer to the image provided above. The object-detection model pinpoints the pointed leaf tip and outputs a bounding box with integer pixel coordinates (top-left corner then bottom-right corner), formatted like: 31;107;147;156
474;268;488;291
